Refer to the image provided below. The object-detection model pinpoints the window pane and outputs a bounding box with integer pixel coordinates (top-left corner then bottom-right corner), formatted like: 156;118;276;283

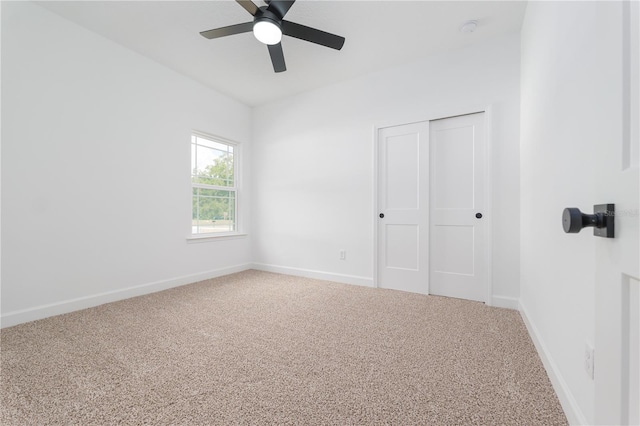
192;188;236;234
196;137;233;154
191;140;234;187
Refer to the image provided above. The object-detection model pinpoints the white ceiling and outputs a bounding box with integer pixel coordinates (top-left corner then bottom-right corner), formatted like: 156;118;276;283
36;0;527;106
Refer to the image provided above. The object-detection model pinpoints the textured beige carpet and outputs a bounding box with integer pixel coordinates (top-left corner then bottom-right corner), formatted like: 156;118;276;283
1;270;567;425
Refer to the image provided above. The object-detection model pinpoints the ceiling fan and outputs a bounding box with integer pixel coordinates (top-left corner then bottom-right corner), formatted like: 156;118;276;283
200;0;345;73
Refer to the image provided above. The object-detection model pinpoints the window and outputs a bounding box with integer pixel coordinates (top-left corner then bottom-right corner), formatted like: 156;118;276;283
191;133;238;236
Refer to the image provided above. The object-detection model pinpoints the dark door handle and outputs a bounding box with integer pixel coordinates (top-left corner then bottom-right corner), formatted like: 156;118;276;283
379;213;384;218
562;204;614;238
475;213;482;219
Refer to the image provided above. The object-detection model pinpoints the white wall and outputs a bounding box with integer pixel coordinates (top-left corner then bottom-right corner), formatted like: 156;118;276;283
520;2;601;424
251;34;521;305
1;2;252;326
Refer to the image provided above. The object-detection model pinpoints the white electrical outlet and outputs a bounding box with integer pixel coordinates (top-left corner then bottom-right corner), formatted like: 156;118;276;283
339;250;346;260
585;343;595;380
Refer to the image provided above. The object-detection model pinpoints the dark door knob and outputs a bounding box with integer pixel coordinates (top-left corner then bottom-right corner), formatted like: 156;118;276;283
475;213;482;219
379;213;384;218
562;204;614;238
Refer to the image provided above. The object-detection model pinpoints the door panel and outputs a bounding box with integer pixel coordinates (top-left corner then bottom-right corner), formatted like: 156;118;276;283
433;125;475;209
386;224;419;270
432;225;475;275
429;113;486;302
386;134;419;210
626;277;640;425
377;122;429;294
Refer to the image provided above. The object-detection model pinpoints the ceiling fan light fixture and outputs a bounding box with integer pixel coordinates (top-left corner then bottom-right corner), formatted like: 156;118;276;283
253;19;282;45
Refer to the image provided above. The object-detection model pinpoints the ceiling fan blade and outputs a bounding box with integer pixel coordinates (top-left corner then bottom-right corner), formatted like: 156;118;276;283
266;1;296;19
282;21;345;50
268;43;287;73
200;22;253;39
236;0;259;16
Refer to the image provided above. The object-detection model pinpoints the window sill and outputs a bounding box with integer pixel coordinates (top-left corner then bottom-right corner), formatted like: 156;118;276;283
186;233;247;243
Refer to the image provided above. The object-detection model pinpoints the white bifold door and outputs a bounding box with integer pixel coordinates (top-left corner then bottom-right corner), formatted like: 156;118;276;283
377;113;487;302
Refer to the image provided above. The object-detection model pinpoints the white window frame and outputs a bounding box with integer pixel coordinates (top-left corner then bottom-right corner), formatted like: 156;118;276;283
188;131;244;242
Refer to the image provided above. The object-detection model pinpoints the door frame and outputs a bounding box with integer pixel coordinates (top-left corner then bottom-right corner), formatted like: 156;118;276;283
373;104;494;305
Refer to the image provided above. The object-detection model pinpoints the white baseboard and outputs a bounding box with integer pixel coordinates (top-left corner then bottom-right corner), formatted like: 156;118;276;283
250;263;374;288
519;302;588;425
490;295;520;310
1;264;252;329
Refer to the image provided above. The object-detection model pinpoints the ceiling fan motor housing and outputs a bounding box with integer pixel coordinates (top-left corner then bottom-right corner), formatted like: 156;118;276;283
255;8;282;27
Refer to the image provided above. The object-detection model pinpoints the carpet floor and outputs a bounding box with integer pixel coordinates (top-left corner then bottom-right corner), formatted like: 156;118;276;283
1;270;567;425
